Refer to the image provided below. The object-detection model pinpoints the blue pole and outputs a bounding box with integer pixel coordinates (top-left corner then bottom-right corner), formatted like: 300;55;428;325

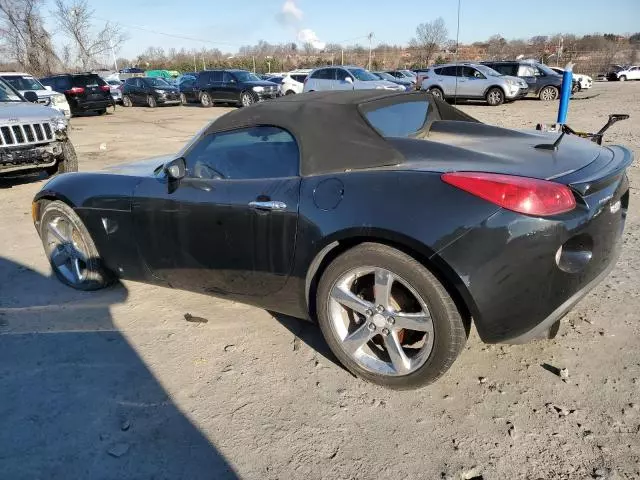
556;62;573;124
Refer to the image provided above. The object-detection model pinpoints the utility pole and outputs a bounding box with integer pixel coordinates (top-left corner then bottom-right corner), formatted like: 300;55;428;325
341;49;344;65
202;55;205;70
193;53;197;72
252;56;256;73
367;32;374;70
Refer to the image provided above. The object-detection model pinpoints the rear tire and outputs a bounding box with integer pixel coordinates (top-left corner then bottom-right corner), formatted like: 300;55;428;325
428;87;444;100
147;95;157;108
285;90;296;95
97;108;107;115
316;243;468;389
180;93;187;104
122;95;132;107
539;85;559;101
46;140;78;176
485;87;504;106
38;200;113;291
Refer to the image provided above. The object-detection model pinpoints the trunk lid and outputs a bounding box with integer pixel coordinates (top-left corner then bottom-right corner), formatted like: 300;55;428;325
391;120;614;181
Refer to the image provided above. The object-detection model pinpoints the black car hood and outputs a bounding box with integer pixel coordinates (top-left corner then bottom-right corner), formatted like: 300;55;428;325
101;155;173;177
390;120;610;180
243;80;278;87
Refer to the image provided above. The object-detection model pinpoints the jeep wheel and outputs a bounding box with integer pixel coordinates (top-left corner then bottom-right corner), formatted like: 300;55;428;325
46;140;78;176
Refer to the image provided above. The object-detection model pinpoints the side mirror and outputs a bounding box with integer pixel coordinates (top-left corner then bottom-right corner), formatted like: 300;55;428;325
23;91;39;103
165;157;186;181
44;85;53;91
345;77;353;84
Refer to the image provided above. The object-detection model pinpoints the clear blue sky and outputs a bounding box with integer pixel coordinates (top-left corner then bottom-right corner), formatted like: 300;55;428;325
45;0;640;59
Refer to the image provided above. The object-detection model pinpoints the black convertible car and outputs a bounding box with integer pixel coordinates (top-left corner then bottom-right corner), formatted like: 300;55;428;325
32;91;632;389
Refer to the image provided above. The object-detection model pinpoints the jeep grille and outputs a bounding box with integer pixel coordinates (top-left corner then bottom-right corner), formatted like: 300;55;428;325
0;122;53;147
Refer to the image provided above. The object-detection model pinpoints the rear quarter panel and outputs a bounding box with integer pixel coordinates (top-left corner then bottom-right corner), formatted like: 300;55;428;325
287;170;500;317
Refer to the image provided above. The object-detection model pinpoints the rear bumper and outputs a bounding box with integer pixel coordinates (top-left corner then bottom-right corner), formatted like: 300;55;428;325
69;99;112;112
436;174;629;344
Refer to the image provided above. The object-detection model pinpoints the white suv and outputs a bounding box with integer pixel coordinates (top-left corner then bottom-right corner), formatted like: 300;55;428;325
281;69;312;95
303;66;405;93
613;66;640;81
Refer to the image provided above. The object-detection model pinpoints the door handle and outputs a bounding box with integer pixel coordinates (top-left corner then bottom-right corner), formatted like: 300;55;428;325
249;200;287;211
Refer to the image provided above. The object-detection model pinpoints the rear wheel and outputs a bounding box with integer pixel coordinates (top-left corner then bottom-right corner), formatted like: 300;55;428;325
38;200;112;291
180;93;187;104
485;87;504;106
428;87;444;100
539;85;559;101
285;90;296;95
147;95;157;108
46;140;78;176
200;91;213;107
122;95;132;107
97;108;107;115
316;243;468;389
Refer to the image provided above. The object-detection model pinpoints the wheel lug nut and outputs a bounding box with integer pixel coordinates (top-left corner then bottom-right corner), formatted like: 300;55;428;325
367;323;376;332
365;309;373;317
388;317;395;325
376;305;384;313
382;328;390;336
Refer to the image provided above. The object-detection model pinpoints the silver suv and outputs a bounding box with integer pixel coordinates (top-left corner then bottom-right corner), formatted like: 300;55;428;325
420;63;528;106
303;66;405;93
0;77;77;177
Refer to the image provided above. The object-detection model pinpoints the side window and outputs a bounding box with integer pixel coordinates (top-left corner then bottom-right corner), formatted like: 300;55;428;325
363;100;430;138
433;67;442;75
532;66;543;77
439;66;457;76
211;71;223;82
292;74;307;83
311;69;327;79
464;67;484;79
335;69;351;81
185;126;299;180
222;72;233;83
55;77;72;92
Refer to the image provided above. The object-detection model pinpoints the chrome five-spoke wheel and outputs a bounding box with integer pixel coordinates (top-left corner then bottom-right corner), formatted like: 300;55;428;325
329;267;434;376
43;215;90;286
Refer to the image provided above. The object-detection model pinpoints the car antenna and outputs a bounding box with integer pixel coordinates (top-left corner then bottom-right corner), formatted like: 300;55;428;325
535;130;566;151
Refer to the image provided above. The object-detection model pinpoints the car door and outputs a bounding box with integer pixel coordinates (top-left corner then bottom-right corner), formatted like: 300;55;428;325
461;66;486;97
517;64;538;93
629;66;640;80
334;68;354;90
221;71;238;101
437;66;457;96
132;125;301;297
129;78;144;104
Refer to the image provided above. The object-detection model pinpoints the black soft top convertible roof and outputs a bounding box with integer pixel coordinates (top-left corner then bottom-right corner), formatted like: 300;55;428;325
204;90;477;176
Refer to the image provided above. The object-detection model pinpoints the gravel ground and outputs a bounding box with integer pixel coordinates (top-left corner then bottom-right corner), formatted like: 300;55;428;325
1;82;639;480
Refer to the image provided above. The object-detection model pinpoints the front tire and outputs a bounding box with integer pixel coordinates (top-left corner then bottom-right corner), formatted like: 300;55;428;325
122;95;132;107
485;87;504;106
180;93;187;104
619;75;627;82
316;243;468;389
539;85;559;101
46;140;78;176
239;91;255;107
38;200;113;291
285;90;296;95
147;95;157;108
200;91;213;107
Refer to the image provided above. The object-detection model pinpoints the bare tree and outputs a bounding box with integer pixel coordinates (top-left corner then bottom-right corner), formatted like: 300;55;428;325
53;0;127;70
410;17;448;66
0;0;60;75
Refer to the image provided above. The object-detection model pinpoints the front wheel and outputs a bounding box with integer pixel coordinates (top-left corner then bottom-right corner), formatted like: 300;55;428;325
619;75;627;82
147;95;157;108
122;95;132;107
180;93;187;104
239;91;255;107
46;140;78;176
285;90;296;95
485;87;504;106
316;243;468;389
200;91;213;107
539;85;559;101
38;200;113;290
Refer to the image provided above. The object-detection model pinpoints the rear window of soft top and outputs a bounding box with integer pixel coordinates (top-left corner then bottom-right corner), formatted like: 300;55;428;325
363;100;430;138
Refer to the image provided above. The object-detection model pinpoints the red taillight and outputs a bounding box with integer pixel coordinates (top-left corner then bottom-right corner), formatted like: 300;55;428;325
100;85;110;92
442;172;576;216
65;86;85;94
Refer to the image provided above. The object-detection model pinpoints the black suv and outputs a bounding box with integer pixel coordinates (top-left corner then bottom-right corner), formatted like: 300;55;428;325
40;73;113;115
480;61;573;101
196;69;278;108
121;77;180;108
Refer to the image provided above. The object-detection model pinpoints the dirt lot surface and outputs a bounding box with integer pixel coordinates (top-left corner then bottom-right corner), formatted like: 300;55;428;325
1;83;639;480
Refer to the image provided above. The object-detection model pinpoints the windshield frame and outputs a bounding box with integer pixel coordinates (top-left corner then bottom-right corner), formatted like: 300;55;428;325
474;64;502;77
374;72;397;81
232;71;262;82
0;77;26;102
536;63;560;76
144;77;171;87
347;68;379;81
